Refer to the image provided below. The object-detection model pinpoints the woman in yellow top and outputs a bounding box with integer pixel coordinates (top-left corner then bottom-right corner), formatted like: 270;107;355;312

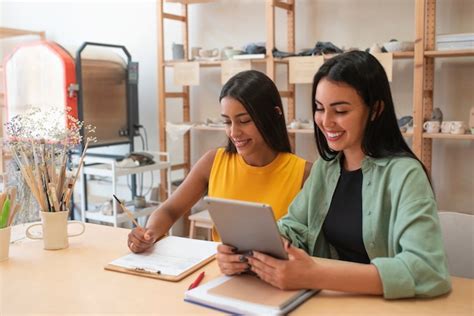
127;70;311;259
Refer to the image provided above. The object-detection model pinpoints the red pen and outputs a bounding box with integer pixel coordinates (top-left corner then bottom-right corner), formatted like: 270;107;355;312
188;271;205;290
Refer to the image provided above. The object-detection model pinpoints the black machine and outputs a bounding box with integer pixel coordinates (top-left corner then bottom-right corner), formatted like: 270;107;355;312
75;42;140;152
74;42;142;218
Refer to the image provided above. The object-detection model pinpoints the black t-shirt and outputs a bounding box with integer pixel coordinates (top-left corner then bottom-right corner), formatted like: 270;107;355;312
322;162;370;264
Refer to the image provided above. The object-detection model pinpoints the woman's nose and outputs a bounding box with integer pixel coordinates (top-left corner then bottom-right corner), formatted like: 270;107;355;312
321;112;335;128
229;123;241;137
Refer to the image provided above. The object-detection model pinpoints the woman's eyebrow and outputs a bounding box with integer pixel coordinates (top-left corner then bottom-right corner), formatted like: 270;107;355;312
315;99;351;107
220;112;250;118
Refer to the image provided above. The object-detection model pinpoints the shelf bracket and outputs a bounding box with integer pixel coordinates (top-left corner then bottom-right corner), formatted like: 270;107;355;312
273;0;293;11
165;92;187;98
163;13;187;22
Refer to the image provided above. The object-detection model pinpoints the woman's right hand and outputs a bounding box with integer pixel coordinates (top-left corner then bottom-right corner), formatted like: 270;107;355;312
216;244;251;275
127;227;158;253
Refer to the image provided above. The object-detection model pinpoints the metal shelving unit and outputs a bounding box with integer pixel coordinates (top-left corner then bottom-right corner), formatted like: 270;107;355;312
79;152;171;227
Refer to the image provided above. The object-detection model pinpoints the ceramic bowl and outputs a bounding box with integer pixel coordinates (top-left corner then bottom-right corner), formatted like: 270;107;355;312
224;49;243;59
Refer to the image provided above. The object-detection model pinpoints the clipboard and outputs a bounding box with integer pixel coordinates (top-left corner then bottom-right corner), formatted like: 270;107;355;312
105;236;219;281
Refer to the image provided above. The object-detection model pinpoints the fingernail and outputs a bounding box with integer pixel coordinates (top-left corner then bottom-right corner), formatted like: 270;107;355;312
239;255;248;263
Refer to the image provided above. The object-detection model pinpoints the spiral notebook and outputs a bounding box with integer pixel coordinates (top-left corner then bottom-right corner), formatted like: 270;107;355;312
185;274;318;315
105;236;219;281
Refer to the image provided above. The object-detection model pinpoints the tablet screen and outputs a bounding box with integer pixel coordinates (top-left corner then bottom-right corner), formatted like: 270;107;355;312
205;197;288;260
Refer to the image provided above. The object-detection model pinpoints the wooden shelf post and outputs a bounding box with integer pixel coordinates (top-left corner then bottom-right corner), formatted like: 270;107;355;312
157;0;191;201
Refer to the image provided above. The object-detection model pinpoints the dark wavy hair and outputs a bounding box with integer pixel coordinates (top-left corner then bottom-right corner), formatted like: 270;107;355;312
311;51;429;175
219;70;291;153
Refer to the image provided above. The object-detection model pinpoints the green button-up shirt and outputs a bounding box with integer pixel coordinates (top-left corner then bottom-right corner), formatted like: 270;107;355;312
278;154;451;299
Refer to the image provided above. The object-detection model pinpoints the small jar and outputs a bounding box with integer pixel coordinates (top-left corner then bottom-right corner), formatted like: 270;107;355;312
134;196;146;209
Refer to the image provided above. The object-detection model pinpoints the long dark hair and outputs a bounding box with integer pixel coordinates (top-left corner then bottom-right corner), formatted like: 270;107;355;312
311;51;429;175
219;70;291;153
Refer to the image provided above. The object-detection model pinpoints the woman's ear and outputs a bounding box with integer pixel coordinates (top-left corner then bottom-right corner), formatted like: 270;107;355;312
371;101;385;121
274;106;283;116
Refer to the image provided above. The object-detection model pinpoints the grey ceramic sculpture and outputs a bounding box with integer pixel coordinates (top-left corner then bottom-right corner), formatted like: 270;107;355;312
431;107;443;123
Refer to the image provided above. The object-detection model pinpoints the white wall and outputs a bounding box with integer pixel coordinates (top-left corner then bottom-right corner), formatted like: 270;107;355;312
2;0;473;213
1;0;159;152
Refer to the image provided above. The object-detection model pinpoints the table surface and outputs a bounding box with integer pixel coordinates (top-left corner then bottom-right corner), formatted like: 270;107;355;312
1;223;473;315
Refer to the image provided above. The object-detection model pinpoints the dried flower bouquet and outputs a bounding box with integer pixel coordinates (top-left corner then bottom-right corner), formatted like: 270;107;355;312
5;107;95;212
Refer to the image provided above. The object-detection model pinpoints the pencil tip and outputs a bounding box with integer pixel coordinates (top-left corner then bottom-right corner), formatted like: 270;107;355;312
112;194;121;204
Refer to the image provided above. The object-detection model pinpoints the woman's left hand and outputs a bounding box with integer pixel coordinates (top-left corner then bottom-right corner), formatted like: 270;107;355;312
216;244;250;276
247;241;317;290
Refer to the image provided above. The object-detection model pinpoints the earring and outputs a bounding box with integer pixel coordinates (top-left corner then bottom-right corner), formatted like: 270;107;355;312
274;106;283;116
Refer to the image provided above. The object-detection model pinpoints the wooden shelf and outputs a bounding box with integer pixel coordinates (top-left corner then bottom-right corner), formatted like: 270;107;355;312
393;51;414;59
163;57;272;68
194;126;315;135
193;125;224;131
0;27;45;39
273;58;290;64
423;133;474;140
193;126;416;138
288;128;313;134
425;49;474;58
278;52;413;61
163;52;412;69
166;0;216;4
281;52;412;61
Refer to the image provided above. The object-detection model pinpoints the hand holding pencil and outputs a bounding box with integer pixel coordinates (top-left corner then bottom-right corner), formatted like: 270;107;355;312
127;226;160;253
112;194;159;253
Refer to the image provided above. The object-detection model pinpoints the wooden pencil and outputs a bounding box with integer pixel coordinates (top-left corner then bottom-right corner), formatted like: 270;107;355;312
112;194;140;227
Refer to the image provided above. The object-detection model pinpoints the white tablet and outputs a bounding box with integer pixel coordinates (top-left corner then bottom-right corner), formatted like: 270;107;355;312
204;197;288;260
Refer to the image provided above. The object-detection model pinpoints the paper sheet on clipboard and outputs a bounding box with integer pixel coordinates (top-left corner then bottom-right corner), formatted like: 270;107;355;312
106;236;219;281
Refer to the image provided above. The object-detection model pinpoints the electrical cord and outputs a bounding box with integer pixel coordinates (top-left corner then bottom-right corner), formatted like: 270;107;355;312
134;124;149;150
140;125;153;197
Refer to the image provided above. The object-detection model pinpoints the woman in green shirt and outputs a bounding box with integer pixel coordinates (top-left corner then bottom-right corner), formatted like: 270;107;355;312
236;51;451;298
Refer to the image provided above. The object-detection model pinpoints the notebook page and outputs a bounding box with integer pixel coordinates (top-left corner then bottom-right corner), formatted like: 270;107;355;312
109;236;218;276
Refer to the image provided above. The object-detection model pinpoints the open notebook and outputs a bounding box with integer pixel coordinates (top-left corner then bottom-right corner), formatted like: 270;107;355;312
105;236;219;281
185;274;318;315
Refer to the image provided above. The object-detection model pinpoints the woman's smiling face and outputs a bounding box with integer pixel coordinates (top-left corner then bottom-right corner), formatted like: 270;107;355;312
220;96;273;165
314;78;369;158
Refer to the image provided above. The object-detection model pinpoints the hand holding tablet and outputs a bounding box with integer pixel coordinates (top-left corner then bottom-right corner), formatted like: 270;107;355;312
204;197;288;260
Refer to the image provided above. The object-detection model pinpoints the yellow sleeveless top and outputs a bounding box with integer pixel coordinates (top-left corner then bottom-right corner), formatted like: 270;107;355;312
208;148;306;241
